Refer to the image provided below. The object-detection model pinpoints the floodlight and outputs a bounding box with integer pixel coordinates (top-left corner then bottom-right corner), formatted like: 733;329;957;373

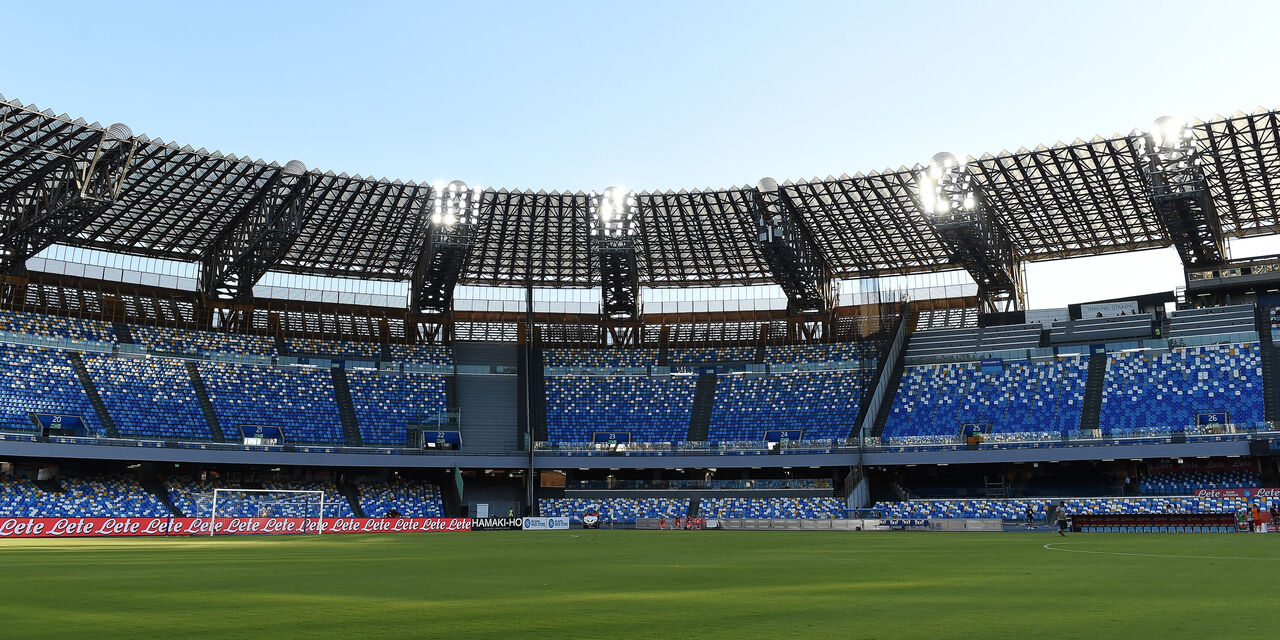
105;123;133;141
1151;116;1185;149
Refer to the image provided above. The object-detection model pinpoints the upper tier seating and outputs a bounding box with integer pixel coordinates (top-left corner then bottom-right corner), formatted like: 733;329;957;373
1138;470;1261;495
132;325;278;356
668;346;757;365
882;357;1087;442
1099;343;1263;434
698;497;844;519
389;344;453;367
905;323;1041;359
1048;314;1153;345
1166;304;1256;339
543;348;658;369
763;342;876;365
83;355;211;439
285;337;382;360
0;475;169;517
0;309;115;344
876;496;1276;519
358;481;445;518
1271;307;1280;341
346;370;447;446
0;344;104;435
537;497;689;523
708;370;869;441
197;361;344;444
545;375;697;442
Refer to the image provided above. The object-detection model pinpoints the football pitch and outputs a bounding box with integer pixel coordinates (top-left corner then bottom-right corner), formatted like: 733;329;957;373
0;531;1275;639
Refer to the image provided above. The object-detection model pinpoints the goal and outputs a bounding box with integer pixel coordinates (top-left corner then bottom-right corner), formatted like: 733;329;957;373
206;488;326;536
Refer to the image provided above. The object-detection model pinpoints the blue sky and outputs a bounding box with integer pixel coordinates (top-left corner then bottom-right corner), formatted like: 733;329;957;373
3;0;1279;307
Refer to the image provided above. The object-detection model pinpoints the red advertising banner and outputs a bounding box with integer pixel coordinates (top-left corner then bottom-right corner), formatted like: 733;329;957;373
0;517;472;538
1192;488;1280;499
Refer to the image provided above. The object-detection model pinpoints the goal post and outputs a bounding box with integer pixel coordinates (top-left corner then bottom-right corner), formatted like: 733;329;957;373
207;488;326;536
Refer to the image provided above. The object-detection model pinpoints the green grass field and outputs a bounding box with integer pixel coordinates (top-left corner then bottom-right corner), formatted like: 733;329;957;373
0;531;1275;639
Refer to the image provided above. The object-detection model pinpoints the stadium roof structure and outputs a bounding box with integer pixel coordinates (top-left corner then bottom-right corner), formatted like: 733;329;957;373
2;93;1279;289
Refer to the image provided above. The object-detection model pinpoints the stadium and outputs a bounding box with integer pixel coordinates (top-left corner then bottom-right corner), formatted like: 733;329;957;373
3;5;1280;639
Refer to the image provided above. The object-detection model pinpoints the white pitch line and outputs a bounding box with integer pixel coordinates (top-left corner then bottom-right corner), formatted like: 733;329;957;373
1042;542;1273;561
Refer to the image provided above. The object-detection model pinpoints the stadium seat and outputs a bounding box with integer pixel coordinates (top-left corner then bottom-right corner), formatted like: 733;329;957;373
882;357;1087;443
544;374;697;443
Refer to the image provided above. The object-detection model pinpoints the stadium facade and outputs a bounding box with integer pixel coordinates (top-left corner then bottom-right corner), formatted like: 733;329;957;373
1;92;1279;529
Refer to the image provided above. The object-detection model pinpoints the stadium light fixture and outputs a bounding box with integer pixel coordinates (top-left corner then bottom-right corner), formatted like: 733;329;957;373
916;151;977;220
429;180;479;228
590;186;638;239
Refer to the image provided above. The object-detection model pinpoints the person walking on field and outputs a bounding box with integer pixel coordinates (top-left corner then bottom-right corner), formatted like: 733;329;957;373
1054;502;1068;537
1024;505;1035;529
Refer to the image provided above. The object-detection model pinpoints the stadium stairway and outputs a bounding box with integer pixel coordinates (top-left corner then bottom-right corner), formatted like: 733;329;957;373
142;476;183;516
380;341;392;362
456;343;520;451
869;352;906;438
529;348;547;442
184;362;228;442
66;352;120;438
112;322;135;344
329;368;364;447
686;373;717;442
274;334;289;356
1077;350;1108;432
339;484;366;518
688;496;701;518
1255;306;1279;422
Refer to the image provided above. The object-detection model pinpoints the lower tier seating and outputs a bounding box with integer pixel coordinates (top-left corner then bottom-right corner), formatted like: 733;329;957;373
537;497;689;523
0;475;168;517
875;496;1277;519
358;481;444;518
544;375;697;443
1138;470;1261;495
165;477;352;518
699;497;844;519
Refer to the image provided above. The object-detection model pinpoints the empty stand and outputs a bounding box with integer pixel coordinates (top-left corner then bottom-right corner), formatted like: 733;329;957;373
83;354;211;439
133;325;278;357
708;369;869;441
346;370;448;447
1049;314;1153;345
0;475;169;517
905;323;1041;359
0;309;116;344
544;374;697;443
358;481;445;518
197;361;345;444
537;497;689;523
1166;304;1256;339
882;357;1087;443
1099;343;1264;434
0;344;104;435
699;497;844;519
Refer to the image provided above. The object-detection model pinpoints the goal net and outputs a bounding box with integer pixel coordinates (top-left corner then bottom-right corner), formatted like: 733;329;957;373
205;488;326;536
